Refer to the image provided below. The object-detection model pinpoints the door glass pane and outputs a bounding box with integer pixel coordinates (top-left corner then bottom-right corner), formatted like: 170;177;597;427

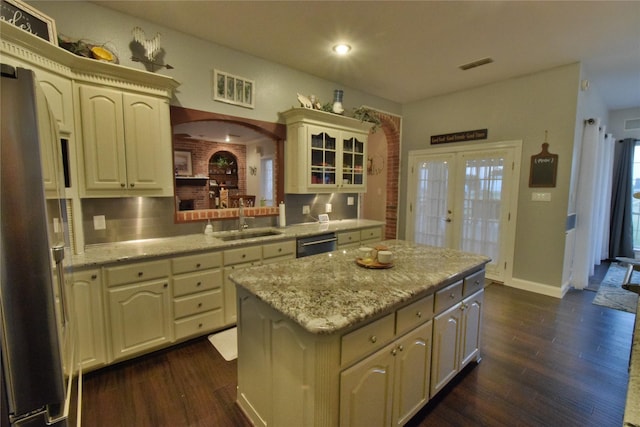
461;157;504;262
414;160;449;247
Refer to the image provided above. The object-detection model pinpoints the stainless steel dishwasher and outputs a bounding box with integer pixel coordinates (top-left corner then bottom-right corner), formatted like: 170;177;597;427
296;233;338;257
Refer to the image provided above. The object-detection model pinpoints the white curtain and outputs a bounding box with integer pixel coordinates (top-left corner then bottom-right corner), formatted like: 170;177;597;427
573;119;615;288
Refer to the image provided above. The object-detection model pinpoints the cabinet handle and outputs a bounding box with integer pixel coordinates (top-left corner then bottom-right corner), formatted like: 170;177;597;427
450;293;456;299
278;248;282;252
474;280;480;286
163;283;168;288
138;272;144;277
196;281;202;287
416;311;422;318
91;274;97;280
196;263;201;268
369;335;377;343
120;183;125;188
130;183;135;188
198;323;203;328
242;254;246;258
198;303;203;308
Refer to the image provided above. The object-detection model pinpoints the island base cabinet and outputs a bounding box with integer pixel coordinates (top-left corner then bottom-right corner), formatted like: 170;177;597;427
340;321;433;427
237;289;342;427
108;279;173;361
431;289;483;397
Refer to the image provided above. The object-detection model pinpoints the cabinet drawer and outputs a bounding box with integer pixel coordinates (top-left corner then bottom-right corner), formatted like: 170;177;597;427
174;289;223;319
360;227;381;242
338;231;360;247
173;270;222;297
105;260;170;287
341;313;394;366
172;252;222;274
396;294;434;335
434;280;463;314
224;246;262;266
174;310;224;340
463;270;485;297
263;240;296;259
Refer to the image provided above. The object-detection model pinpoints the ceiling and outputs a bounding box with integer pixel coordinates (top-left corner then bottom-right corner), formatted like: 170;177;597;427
94;1;640;113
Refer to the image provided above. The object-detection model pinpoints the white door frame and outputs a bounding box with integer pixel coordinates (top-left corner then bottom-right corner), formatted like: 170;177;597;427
406;140;522;283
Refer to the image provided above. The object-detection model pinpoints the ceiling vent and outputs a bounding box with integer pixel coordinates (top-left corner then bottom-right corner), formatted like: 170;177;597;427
459;57;494;71
624;118;640;131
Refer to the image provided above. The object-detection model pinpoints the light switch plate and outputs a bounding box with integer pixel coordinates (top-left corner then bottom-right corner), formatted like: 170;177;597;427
325;203;332;213
531;192;551;202
93;215;106;230
347;197;354;206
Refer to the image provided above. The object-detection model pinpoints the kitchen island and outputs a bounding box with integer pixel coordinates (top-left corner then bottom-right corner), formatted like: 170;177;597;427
230;240;490;427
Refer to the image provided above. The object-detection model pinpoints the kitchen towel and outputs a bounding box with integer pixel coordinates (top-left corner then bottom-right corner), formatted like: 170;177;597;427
208;327;237;361
279;202;286;227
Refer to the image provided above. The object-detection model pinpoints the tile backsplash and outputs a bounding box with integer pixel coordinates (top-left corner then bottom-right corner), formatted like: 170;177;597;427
82;193;358;245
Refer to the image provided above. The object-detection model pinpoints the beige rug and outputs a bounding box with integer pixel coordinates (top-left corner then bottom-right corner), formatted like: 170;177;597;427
593;263;639;314
208;327;237;361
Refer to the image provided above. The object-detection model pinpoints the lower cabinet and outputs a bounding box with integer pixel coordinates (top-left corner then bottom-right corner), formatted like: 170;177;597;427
223;245;262;325
340;321;433;427
431;289;484;396
70;269;106;371
108;278;172;361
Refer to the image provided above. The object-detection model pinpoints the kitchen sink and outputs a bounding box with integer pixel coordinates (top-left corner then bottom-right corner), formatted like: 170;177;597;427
216;229;283;241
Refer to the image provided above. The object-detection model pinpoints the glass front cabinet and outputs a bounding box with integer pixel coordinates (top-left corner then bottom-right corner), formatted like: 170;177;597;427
282;108;372;193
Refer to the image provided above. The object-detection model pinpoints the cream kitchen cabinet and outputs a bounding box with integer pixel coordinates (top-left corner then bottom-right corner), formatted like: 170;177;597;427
223;245;262;325
282;108;372;194
77;84;173;197
338;226;383;249
70;269;106;372
431;286;484;396
340;321;433;427
105;260;172;362
172;252;225;340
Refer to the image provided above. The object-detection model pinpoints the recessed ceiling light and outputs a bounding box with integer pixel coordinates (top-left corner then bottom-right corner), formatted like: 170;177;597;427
332;44;351;55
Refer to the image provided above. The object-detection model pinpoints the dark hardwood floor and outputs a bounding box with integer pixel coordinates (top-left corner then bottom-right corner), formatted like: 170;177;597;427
81;283;634;426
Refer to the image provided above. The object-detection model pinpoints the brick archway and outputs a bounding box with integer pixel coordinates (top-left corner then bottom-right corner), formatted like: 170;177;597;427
370;111;402;240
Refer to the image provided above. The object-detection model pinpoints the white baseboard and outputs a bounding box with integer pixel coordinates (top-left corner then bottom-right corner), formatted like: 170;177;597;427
503;277;571;299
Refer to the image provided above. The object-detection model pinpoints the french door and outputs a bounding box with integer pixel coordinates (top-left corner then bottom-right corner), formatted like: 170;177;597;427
406;142;521;282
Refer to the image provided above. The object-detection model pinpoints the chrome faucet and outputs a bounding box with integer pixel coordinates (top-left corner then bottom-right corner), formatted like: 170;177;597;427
238;198;249;231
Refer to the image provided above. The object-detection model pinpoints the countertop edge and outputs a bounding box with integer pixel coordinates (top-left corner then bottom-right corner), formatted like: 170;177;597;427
624;298;640;427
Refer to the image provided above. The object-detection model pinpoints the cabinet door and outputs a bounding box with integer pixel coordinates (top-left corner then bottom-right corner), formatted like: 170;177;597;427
460;289;483;368
340;131;367;190
223;262;260;325
71;270;106;371
33;67;74;133
308;124;339;190
340;341;395;427
430;303;461;396
122;93;173;193
108;279;172;361
79;85;127;192
393;321;433;426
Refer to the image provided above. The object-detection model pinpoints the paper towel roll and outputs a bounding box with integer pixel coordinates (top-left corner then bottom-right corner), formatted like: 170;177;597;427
279;202;286;228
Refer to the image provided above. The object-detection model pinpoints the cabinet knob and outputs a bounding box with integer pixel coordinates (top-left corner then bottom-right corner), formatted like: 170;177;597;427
450;293;455;299
163;283;168;288
196;281;202;287
398;345;404;352
369;335;377;343
278;248;282;252
120;183;125;188
138;272;144;277
198;323;203;328
196;263;201;268
416;311;422;318
242;254;246;258
130;183;135;188
391;348;397;356
91;274;97;280
198;303;203;308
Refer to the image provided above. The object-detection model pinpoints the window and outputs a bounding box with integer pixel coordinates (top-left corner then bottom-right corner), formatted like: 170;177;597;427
261;158;274;206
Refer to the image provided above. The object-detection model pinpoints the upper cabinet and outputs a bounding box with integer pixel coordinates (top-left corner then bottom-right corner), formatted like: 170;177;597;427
282;108;372;194
77;84;173;197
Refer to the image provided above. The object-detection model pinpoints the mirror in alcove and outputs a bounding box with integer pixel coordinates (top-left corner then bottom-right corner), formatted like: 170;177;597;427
170;106;285;222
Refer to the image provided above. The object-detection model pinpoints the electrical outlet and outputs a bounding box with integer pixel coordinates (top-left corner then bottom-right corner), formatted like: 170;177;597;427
347;197;354;206
531;192;551;202
302;205;310;214
93;215;106;230
325;203;332;213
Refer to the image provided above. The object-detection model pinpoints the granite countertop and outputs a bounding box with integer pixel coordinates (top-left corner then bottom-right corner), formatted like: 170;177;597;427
625;301;640;427
229;240;490;335
70;219;383;268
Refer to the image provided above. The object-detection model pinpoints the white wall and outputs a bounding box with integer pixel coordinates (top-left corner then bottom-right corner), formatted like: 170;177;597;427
32;1;401;122
400;64;582;291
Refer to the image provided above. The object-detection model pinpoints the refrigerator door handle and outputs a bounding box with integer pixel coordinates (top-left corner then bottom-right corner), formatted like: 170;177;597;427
52;244;68;327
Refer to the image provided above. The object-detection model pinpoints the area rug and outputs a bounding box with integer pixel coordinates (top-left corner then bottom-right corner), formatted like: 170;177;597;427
592;263;639;314
208;327;237;361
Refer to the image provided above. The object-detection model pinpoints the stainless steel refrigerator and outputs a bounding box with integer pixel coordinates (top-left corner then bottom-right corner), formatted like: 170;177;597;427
0;64;77;426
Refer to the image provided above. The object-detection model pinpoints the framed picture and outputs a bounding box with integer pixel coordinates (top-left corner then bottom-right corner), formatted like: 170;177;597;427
1;0;58;45
212;69;255;109
174;151;193;176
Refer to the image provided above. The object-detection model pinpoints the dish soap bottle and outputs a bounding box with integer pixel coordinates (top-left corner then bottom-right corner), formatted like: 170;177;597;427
204;219;213;235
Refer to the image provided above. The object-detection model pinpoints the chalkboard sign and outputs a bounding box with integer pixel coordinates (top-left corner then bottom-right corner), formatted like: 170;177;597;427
0;0;57;45
529;143;558;187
